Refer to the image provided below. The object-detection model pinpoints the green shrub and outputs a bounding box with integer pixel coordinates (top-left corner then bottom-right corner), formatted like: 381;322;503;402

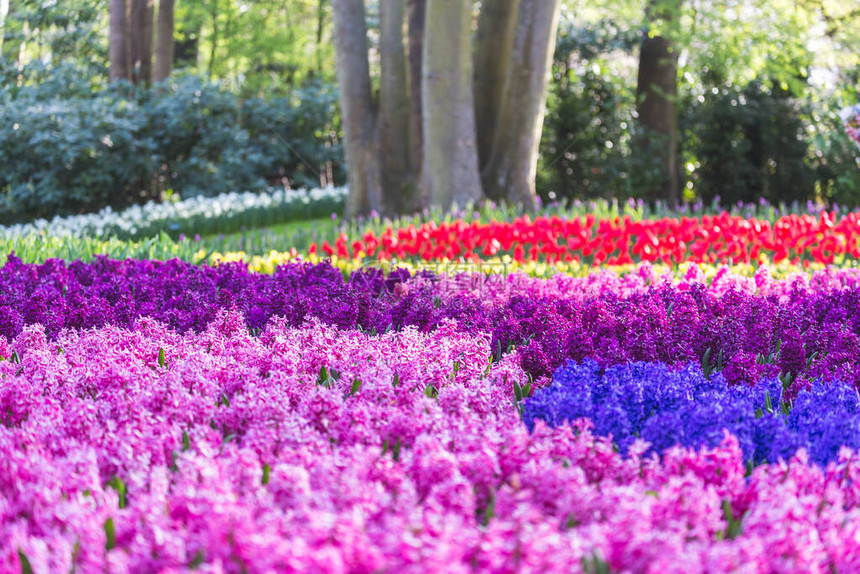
807;108;860;207
685;82;816;206
0;83;155;221
0;69;344;224
146;76;270;198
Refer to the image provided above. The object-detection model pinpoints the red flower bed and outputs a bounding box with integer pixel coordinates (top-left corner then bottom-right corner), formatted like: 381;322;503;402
313;211;860;266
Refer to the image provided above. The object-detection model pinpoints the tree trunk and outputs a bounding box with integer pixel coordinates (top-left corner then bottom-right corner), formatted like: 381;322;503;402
153;0;175;82
473;0;520;170
109;0;129;82
332;0;382;217
129;0;154;85
636;1;681;205
379;0;418;214
423;0;483;209
406;0;425;178
481;0;560;209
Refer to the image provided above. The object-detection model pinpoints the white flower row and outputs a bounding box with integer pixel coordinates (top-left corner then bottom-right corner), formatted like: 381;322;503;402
0;186;348;240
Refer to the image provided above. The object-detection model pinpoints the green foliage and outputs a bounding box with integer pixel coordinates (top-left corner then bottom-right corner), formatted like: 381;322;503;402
0;78;155;221
0;232;206;267
540;11;860;208
685;82;816;206
538;62;639;201
17;549;34;574
537;18;641;202
175;0;335;93
1;0;106;70
0;71;344;223
146;75;269;198
807;106;860;207
239;80;345;190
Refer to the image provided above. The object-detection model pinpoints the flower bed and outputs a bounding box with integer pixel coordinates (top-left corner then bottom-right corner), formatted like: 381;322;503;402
309;211;860;266
6;254;860;571
0;187;347;241
5;311;860;572
4;257;860;386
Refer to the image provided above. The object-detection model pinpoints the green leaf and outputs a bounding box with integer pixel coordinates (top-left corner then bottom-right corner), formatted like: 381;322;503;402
104;517;116;550
18;549;34;574
182;429;191;451
189;549;205;569
157;348;166;368
108;476;127;509
582;551;611;574
350;378;362;396
721;499;743;540
392;436;402;462
261;463;271;485
481;488;496;526
701;347;712;376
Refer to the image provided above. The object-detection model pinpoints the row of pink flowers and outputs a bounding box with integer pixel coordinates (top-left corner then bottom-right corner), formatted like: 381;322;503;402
1;311;859;572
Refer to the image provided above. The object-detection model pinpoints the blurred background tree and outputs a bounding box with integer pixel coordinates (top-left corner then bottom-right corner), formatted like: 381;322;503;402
0;0;859;222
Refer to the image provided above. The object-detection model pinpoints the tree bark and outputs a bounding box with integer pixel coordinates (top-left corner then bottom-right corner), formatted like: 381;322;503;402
109;0;129;82
379;0;418;214
481;0;560;209
332;0;383;217
129;0;154;85
636;0;681;205
473;0;520;170
406;0;425;177
153;0;175;82
423;0;483;209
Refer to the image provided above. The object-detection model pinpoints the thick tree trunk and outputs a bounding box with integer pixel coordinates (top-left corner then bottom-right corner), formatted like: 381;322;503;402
423;0;483;209
379;0;419;214
481;0;561;209
636;1;681;205
153;0;175;82
109;0;129;82
473;0;520;170
406;0;425;177
332;0;382;217
129;0;154;85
